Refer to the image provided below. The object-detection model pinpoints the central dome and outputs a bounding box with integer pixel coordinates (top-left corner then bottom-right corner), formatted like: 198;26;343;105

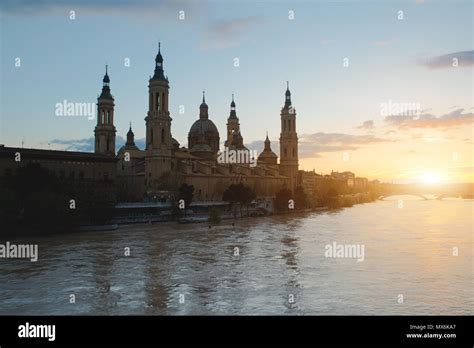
189;118;219;135
188;93;220;159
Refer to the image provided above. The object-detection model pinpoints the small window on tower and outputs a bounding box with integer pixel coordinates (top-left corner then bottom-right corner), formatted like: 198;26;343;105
161;128;165;144
284;148;287;156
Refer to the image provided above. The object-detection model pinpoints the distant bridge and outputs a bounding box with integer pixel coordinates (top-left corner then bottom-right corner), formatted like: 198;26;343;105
378;194;462;201
379;194;429;201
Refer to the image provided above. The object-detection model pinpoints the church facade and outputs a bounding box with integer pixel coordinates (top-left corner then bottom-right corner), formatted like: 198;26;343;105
114;45;299;202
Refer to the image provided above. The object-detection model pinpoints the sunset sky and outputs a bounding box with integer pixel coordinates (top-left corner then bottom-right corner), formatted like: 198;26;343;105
1;0;473;183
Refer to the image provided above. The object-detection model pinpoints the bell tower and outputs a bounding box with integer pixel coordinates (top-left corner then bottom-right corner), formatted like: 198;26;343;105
144;43;173;190
94;65;116;156
279;81;299;191
225;94;240;148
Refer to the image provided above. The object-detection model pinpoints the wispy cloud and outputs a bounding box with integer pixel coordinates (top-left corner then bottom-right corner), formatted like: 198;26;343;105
49;136;145;152
417;50;474;69
50;137;95;152
1;0;192;18
246;132;389;159
201;16;261;50
357;120;374;130
385;108;474;129
298;132;389;159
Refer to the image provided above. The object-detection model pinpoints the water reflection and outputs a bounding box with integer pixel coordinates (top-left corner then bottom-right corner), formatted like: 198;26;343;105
0;200;472;315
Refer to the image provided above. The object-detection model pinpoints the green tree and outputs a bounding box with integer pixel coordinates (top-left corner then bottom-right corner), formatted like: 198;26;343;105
275;187;292;212
294;186;308;209
178;183;194;217
223;183;240;217
239;184;256;216
223;183;256;217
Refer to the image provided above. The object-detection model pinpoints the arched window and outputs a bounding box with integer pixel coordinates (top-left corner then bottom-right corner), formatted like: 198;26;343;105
284;148;287;156
156;93;160;111
283;120;286;131
162;92;166;111
161;128;165;144
106;139;110;151
292;148;295;157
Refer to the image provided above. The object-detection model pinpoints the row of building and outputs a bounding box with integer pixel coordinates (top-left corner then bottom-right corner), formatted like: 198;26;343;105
0;44;368;205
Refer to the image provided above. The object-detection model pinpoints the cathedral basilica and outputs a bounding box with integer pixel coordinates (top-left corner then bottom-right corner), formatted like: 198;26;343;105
99;44;300;202
0;44;301;204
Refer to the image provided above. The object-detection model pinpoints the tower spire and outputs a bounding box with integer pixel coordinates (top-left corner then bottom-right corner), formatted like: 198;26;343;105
229;93;237;118
284;81;292;108
126;121;135;146
100;64;112;98
199;90;209;119
152;42;166;80
264;132;271;150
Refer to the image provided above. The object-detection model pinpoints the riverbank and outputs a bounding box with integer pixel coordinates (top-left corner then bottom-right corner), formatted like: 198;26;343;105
1;193;382;237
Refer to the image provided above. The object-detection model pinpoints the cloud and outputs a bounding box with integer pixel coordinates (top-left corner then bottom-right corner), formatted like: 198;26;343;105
50;136;146;152
1;0;191;18
201;16;261;49
357;120;374;130
418;50;474;69
385;108;474;129
245;140;265;152
297;132;389;159
50;137;95;152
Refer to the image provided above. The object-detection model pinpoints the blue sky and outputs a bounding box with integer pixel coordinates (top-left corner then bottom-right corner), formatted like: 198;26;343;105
1;0;473;182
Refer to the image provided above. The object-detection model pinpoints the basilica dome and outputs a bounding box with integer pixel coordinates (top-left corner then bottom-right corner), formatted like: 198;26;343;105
189;117;219;136
188;93;220;159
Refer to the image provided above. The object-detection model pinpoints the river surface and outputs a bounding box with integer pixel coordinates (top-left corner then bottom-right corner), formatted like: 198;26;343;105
0;197;472;315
